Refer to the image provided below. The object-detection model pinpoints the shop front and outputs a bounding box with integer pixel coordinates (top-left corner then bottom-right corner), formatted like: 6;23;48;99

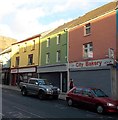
37;64;68;92
69;58;114;96
11;66;37;86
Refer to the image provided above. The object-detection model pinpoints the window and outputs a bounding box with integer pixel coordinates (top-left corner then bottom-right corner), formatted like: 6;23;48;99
16;45;20;54
56;50;61;62
83;42;93;59
57;34;61;45
46;53;50;64
16;57;20;67
28;54;33;65
47;38;50;47
29;80;37;84
31;40;35;50
84;23;91;35
23;42;27;52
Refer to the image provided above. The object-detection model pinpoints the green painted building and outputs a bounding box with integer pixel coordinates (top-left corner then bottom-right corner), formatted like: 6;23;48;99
37;29;68;92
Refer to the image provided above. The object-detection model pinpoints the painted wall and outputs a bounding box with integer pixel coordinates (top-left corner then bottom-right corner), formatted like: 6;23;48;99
40;31;67;66
11;37;40;68
69;11;116;62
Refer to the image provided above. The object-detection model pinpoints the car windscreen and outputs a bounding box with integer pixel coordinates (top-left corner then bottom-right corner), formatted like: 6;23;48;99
92;89;108;97
38;79;49;85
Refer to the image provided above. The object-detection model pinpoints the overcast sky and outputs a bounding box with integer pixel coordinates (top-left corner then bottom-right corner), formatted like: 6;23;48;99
0;0;113;41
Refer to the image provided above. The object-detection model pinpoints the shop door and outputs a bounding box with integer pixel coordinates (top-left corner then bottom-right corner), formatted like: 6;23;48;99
62;72;67;92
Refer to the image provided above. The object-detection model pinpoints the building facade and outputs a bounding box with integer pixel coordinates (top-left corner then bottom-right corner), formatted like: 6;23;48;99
37;30;68;92
68;1;118;98
0;47;11;85
10;34;40;85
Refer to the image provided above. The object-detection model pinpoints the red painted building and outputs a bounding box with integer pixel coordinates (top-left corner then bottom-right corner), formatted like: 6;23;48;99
68;2;118;99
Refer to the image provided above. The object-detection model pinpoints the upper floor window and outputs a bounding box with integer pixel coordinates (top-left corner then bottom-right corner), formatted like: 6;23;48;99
84;23;91;35
16;56;20;67
56;50;61;62
31;40;35;50
46;53;50;64
16;45;20;54
83;42;93;59
23;42;27;52
57;34;61;45
47;38;50;47
28;54;33;65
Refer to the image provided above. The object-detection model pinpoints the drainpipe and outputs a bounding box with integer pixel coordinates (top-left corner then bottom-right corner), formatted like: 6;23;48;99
64;28;69;92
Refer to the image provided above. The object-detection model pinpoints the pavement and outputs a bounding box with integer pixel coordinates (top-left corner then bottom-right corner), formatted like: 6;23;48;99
1;84;66;100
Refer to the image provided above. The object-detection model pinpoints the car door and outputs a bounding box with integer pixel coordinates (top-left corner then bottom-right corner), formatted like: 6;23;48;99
72;88;83;104
28;79;38;95
81;89;95;108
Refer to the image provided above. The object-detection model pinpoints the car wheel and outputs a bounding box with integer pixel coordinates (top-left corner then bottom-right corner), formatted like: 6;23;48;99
22;88;27;96
53;95;59;100
38;91;45;100
96;105;104;114
67;99;73;106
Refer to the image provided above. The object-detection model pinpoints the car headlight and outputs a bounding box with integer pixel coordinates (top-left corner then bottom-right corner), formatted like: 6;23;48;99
107;103;115;107
46;88;51;92
57;88;60;91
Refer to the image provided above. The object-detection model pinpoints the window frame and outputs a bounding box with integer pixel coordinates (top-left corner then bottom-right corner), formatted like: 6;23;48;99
31;40;35;50
83;42;93;59
57;34;61;45
16;56;20;67
56;50;61;62
28;54;33;65
46;53;50;64
47;38;50;47
84;23;91;36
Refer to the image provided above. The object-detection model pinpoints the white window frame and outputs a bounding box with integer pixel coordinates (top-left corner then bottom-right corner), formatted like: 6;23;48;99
47;38;50;47
84;23;91;35
46;53;50;64
57;34;61;45
83;43;93;59
56;50;61;62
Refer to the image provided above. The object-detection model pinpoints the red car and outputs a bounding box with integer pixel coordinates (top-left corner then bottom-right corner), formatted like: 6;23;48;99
66;86;118;114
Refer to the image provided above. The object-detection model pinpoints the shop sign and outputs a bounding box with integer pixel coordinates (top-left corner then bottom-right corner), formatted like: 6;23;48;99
18;67;36;73
11;69;18;73
69;58;114;68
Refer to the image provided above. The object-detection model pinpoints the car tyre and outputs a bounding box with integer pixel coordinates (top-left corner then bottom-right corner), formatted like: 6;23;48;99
38;91;45;100
53;95;59;100
67;99;73;106
96;105;104;114
22;88;27;96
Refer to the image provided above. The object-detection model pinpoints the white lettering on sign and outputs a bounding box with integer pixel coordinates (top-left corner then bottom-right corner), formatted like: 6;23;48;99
69;59;114;68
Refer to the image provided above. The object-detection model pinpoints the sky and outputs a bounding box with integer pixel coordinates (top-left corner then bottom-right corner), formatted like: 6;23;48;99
0;0;114;41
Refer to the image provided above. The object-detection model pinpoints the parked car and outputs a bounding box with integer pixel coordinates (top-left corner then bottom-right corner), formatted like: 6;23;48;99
66;86;118;114
19;78;60;100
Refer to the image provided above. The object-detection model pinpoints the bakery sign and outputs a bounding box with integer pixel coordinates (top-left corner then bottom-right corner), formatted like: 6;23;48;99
69;58;114;68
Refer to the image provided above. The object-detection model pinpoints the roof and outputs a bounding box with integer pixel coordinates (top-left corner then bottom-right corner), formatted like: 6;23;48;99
12;34;41;45
43;1;117;38
0;46;11;55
